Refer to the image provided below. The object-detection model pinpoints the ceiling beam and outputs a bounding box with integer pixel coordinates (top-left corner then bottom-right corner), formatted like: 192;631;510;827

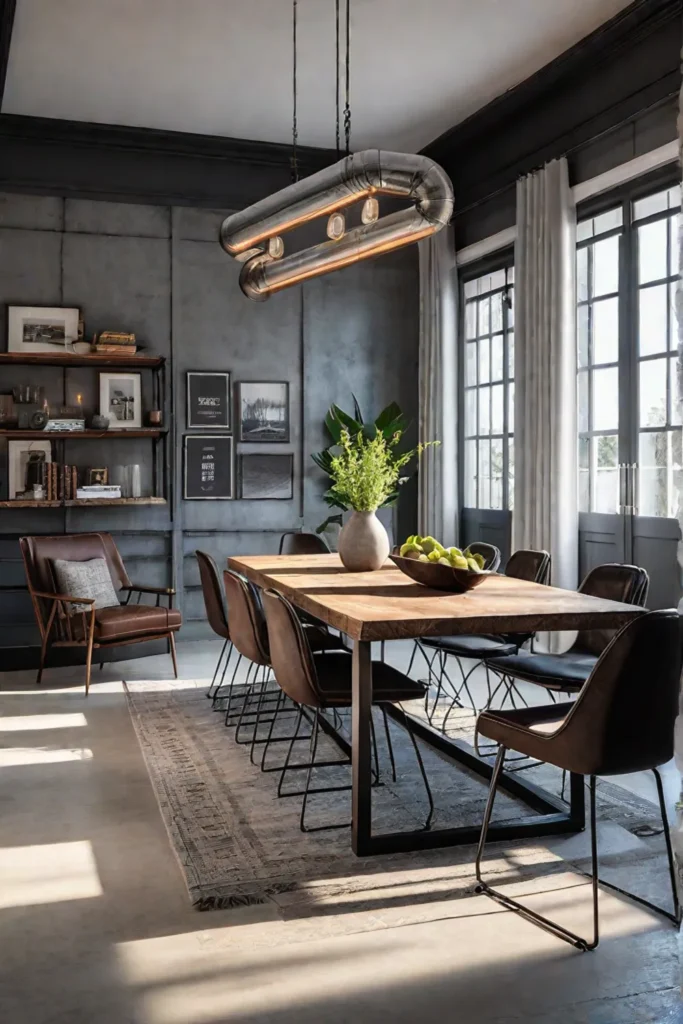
0;0;16;110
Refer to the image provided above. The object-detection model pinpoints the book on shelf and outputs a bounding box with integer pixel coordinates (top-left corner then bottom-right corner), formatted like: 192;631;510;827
93;345;137;356
75;485;122;500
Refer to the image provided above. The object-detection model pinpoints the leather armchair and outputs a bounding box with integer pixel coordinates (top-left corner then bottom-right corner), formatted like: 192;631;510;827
20;532;181;694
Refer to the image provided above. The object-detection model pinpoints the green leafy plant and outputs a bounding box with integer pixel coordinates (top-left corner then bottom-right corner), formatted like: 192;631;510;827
327;428;436;513
312;398;412;533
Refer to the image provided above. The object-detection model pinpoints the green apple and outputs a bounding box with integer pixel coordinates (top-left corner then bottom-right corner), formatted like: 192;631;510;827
418;553;429;562
427;549;442;563
400;542;422;558
437;557;451;566
467;557;481;572
421;536;439;555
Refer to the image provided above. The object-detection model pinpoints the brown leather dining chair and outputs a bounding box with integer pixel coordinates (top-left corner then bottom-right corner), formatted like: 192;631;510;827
21;532;181;695
261;586;435;833
475;609;683;952
195;551;235;702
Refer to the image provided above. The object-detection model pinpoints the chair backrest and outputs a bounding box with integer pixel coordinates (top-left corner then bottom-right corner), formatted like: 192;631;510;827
222;569;269;665
505;549;551;585
554;610;682;776
261;588;322;708
195;551;229;640
573;563;650;656
467;542;501;573
278;532;329;556
20;532;130;601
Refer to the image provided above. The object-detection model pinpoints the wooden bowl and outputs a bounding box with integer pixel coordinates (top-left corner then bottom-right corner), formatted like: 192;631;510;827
390;550;492;593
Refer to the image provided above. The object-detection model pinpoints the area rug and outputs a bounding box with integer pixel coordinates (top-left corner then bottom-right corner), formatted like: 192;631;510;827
124;673;670;915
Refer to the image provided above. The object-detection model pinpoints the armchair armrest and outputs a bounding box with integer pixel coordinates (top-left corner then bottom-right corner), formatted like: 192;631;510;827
121;584;176;596
31;590;95;606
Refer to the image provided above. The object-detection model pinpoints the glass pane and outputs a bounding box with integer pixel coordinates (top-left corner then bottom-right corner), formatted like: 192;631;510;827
466;342;477;386
592;367;618;431
489;269;506;291
577;247;589;302
508;333;514;379
479;338;490;384
464;279;477;300
477;274;491;296
638;219;668;284
593;207;623;234
478;441;491;509
465;389;477;437
633;189;669;221
478;297;490;335
638;431;668;517
490;293;503;332
578;372;589;433
670;215;680;277
592;297;618;364
593;434;618;514
578;305;589;367
490;334;504;381
507;266;514;284
507;382;515;436
640;358;667;428
669;356;681;426
465;301;477;340
593;236;619;297
479;386;491;434
508;443;515;511
670;283;679;351
577;220;593;242
578;437;590;513
668;185;681;209
491;384;504;434
506;287;515;329
464;440;477;507
490;438;503;510
639;284;668;356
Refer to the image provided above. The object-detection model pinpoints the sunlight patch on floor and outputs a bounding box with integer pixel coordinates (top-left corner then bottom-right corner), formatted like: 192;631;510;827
0;746;93;767
0;840;102;909
0;681;126;695
0;713;87;731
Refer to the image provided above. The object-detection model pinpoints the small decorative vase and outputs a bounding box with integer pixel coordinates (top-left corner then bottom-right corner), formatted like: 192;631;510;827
338;510;390;572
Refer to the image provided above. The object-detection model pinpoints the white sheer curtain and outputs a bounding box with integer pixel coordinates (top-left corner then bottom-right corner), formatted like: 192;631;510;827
418;226;458;547
514;157;578;602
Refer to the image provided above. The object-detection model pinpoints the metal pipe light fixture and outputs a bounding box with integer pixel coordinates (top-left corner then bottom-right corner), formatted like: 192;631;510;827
219;3;454;300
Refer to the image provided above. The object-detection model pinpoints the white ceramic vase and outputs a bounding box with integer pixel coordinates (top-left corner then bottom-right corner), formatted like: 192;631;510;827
338;510;390;572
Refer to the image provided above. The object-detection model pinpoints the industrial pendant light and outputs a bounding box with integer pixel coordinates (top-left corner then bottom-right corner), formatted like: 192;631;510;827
219;1;453;301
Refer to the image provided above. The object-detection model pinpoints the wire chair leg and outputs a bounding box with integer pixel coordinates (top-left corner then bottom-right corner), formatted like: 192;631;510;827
369;711;380;784
653;767;681;925
211;642;234;704
381;704;397;782
220;651;244;717
300;711;320;831
249;664;270;764
206;638;228;698
232;661;256;738
398;703;433;830
278;707;305;797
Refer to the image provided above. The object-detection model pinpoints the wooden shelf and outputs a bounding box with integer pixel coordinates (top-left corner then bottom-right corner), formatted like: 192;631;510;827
0;428;165;440
0;352;164;368
0;498;167;509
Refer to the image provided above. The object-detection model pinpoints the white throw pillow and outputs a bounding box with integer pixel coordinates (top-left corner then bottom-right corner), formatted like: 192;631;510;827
52;557;120;616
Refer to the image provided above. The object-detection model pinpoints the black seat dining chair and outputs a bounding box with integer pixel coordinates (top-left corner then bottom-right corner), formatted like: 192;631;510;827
261;587;435;833
486;563;649;705
279;532;329;555
411;549;550;728
195;551;236;702
475;609;682;952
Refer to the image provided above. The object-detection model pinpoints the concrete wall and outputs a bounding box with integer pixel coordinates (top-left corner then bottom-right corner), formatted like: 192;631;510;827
0;192;419;653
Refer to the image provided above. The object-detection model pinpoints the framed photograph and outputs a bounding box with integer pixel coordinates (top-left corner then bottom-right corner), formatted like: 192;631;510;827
238;381;289;443
8;439;52;499
240;454;294;500
186;371;231;429
8;306;80;354
99;372;142;429
184;435;234;500
87;468;108;485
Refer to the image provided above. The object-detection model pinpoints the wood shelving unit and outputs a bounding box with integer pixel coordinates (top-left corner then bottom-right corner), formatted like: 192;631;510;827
0;428;165;440
0;352;163;368
0;497;167;509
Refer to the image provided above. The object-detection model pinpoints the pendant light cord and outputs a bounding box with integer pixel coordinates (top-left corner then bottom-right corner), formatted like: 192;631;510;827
292;0;299;182
343;0;351;154
335;0;340;155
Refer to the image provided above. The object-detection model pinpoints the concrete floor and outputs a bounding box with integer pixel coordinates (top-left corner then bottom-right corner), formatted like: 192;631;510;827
0;639;681;1024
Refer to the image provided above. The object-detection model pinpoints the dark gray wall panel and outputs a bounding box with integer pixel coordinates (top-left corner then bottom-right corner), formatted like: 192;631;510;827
0;192;63;230
0;228;62;348
64;198;171;238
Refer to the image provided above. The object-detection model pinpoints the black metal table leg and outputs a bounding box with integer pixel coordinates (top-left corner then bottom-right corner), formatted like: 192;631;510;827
351;639;373;856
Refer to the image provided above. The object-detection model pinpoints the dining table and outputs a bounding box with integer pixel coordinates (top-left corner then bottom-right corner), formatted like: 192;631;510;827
227;553;644;857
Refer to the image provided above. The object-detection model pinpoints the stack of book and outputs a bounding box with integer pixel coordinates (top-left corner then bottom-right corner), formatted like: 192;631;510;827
44;464;79;501
93;331;137;357
75;484;122;501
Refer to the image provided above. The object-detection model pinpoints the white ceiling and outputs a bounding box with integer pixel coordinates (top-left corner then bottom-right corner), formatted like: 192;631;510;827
3;0;633;151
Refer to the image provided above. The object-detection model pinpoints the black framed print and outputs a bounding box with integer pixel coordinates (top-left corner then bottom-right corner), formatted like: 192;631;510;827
237;381;290;443
186;372;231;429
240;454;294;500
184;435;234;500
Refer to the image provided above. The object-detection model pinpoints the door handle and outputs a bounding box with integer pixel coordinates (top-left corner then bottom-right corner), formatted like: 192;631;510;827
618;463;626;515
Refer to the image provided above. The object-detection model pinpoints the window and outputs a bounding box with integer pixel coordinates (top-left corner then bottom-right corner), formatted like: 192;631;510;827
462;262;515;510
576;179;681;519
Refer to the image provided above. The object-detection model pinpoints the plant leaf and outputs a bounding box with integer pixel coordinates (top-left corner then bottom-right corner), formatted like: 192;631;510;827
352;394;364;424
315;513;343;534
330;404;363;435
374;402;405;432
311;450;334;472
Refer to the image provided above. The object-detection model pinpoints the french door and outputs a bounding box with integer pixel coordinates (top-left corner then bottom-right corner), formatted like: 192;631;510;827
577;173;682;608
